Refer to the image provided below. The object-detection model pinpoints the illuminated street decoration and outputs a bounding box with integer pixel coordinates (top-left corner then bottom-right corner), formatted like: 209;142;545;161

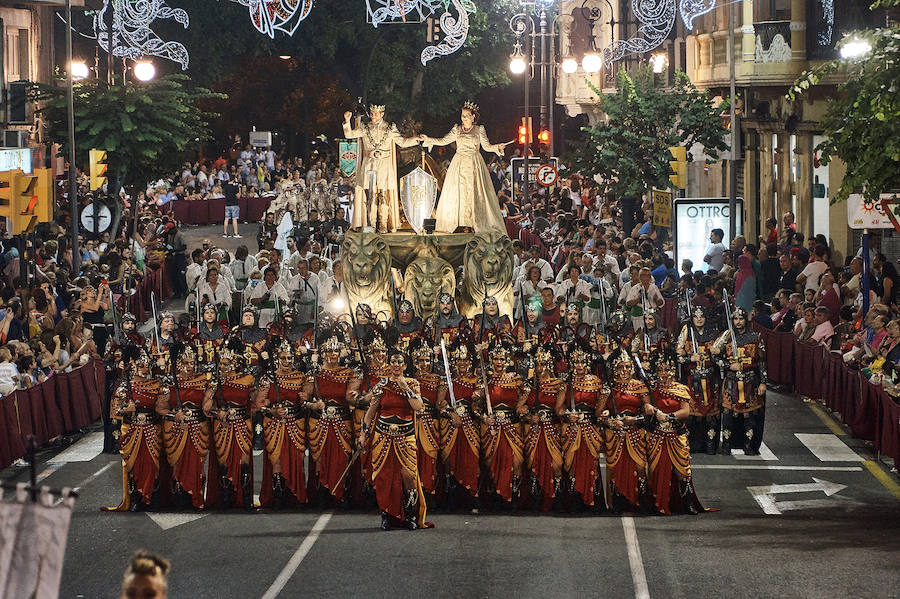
818;0;834;46
94;0;190;70
603;0;676;63
420;0;475;65
603;0;719;63
232;0;315;38
368;0;443;25
679;0;715;30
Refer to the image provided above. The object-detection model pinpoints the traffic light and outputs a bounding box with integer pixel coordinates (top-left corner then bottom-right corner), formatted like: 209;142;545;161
669;146;687;190
0;169;42;235
425;17;442;43
30;168;55;226
518;116;533;146
89;148;108;191
537;129;550;145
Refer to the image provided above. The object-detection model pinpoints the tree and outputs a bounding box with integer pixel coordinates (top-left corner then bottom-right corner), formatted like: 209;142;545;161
29;74;225;192
565;66;729;198
788;5;900;203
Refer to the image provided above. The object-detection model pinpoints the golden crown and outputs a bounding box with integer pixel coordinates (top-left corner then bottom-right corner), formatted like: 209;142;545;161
369;104;385;113
463;100;479;113
321;336;343;352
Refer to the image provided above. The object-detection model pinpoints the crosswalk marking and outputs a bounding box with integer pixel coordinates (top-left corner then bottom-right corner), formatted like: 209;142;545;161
795;433;862;462
48;432;104;463
734;442;778;461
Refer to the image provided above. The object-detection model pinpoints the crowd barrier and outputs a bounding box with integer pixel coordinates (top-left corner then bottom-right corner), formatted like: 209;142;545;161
117;261;172;322
171;196;272;226
756;326;900;466
0;359;106;469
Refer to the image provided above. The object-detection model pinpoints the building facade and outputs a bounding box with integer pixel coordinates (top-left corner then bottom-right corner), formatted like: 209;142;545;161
556;0;885;262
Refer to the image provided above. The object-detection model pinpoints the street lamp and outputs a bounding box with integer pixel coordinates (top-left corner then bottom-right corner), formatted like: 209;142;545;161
561;56;578;74
133;60;156;82
509;41;528;75
582;52;602;73
70;60;89;81
839;37;872;60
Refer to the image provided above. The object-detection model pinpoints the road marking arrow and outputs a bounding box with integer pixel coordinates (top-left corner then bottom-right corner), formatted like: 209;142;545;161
747;477;850;514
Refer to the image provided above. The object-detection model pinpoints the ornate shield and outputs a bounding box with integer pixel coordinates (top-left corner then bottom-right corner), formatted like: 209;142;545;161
399;167;438;234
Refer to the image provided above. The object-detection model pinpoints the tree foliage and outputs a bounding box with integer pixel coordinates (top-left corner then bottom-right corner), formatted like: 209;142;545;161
29;74;225;190
565;67;729;198
158;0;517;132
788;25;900;203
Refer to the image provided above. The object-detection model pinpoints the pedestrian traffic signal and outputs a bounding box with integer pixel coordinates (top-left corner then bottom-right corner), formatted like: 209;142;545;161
537;129;550;145
89;148;108;191
669;146;687;190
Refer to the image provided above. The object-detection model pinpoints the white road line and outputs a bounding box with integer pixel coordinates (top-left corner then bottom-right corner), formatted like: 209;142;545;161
48;432;104;463
734;442;778;461
794;433;862;462
622;516;650;599
73;462;113;492
693;465;863;471
36;463;63;483
261;512;332;599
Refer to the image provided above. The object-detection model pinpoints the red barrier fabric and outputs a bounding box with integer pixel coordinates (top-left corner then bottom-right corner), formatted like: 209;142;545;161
755;325;900;466
170;197;271;226
0;359;106;469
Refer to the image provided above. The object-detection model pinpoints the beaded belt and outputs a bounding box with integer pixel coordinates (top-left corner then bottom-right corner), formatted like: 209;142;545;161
223;403;250;420
322;403;350;419
493;407;517;423
126;409;160;425
534;408;556;422
180;404;207;422
375;418;414;436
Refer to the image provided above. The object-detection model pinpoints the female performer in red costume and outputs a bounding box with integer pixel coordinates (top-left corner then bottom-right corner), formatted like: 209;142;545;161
646;349;704;515
358;348;428;530
105;348;167;511
562;345;607;511
210;339;257;510
305;335;360;504
523;346;565;511
257;340;309;508
601;349;650;513
481;341;527;508
410;339;444;498
161;344;214;510
439;339;483;511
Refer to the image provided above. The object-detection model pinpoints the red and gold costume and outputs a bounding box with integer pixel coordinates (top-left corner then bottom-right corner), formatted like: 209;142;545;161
524;376;564;511
646;380;703;515
367;379;428;525
163;374;211;509
440;374;482;497
713;324;767;455
105;375;165;511
676;322;721;454
211;372;256;508
562;374;607;508
259;368;309;506
603;377;649;510
482;372;525;503
307;365;357;500
415;372;444;495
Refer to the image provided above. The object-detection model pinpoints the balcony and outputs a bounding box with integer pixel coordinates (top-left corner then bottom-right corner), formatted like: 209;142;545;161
754;21;792;63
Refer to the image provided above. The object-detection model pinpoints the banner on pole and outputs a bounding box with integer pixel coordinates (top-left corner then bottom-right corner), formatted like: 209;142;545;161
339;140;358;177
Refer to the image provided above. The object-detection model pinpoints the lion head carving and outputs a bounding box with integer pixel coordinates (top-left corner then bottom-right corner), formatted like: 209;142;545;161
341;233;393;317
459;231;514;319
405;256;456;320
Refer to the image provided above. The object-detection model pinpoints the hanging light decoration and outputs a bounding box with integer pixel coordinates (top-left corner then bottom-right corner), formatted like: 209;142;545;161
231;0;314;38
93;0;190;70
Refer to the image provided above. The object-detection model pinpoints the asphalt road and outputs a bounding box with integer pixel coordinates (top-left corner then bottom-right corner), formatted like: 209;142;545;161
4;386;899;599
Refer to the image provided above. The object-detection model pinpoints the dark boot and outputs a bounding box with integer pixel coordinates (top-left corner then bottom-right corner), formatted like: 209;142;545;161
551;476;563;511
128;478;143;512
680;479;699;515
404;489;419;531
240;464;253;511
272;474;285;510
511;475;521;511
445;475;458;512
380;511;392;531
743;415;760;455
148;481;160;511
220;465;233;510
253;413;264;451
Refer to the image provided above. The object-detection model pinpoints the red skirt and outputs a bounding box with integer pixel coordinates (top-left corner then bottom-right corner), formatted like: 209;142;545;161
563;420;604;507
261;415;308;505
164;420;210;509
482;420;523;502
604;426;647;509
211;417;254;508
416;413;441;495
308;415;353;500
524;420;562;511
442;415;480;495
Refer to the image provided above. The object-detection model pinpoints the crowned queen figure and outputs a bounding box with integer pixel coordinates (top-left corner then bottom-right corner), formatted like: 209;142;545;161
343;105;420;232
421;101;512;234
